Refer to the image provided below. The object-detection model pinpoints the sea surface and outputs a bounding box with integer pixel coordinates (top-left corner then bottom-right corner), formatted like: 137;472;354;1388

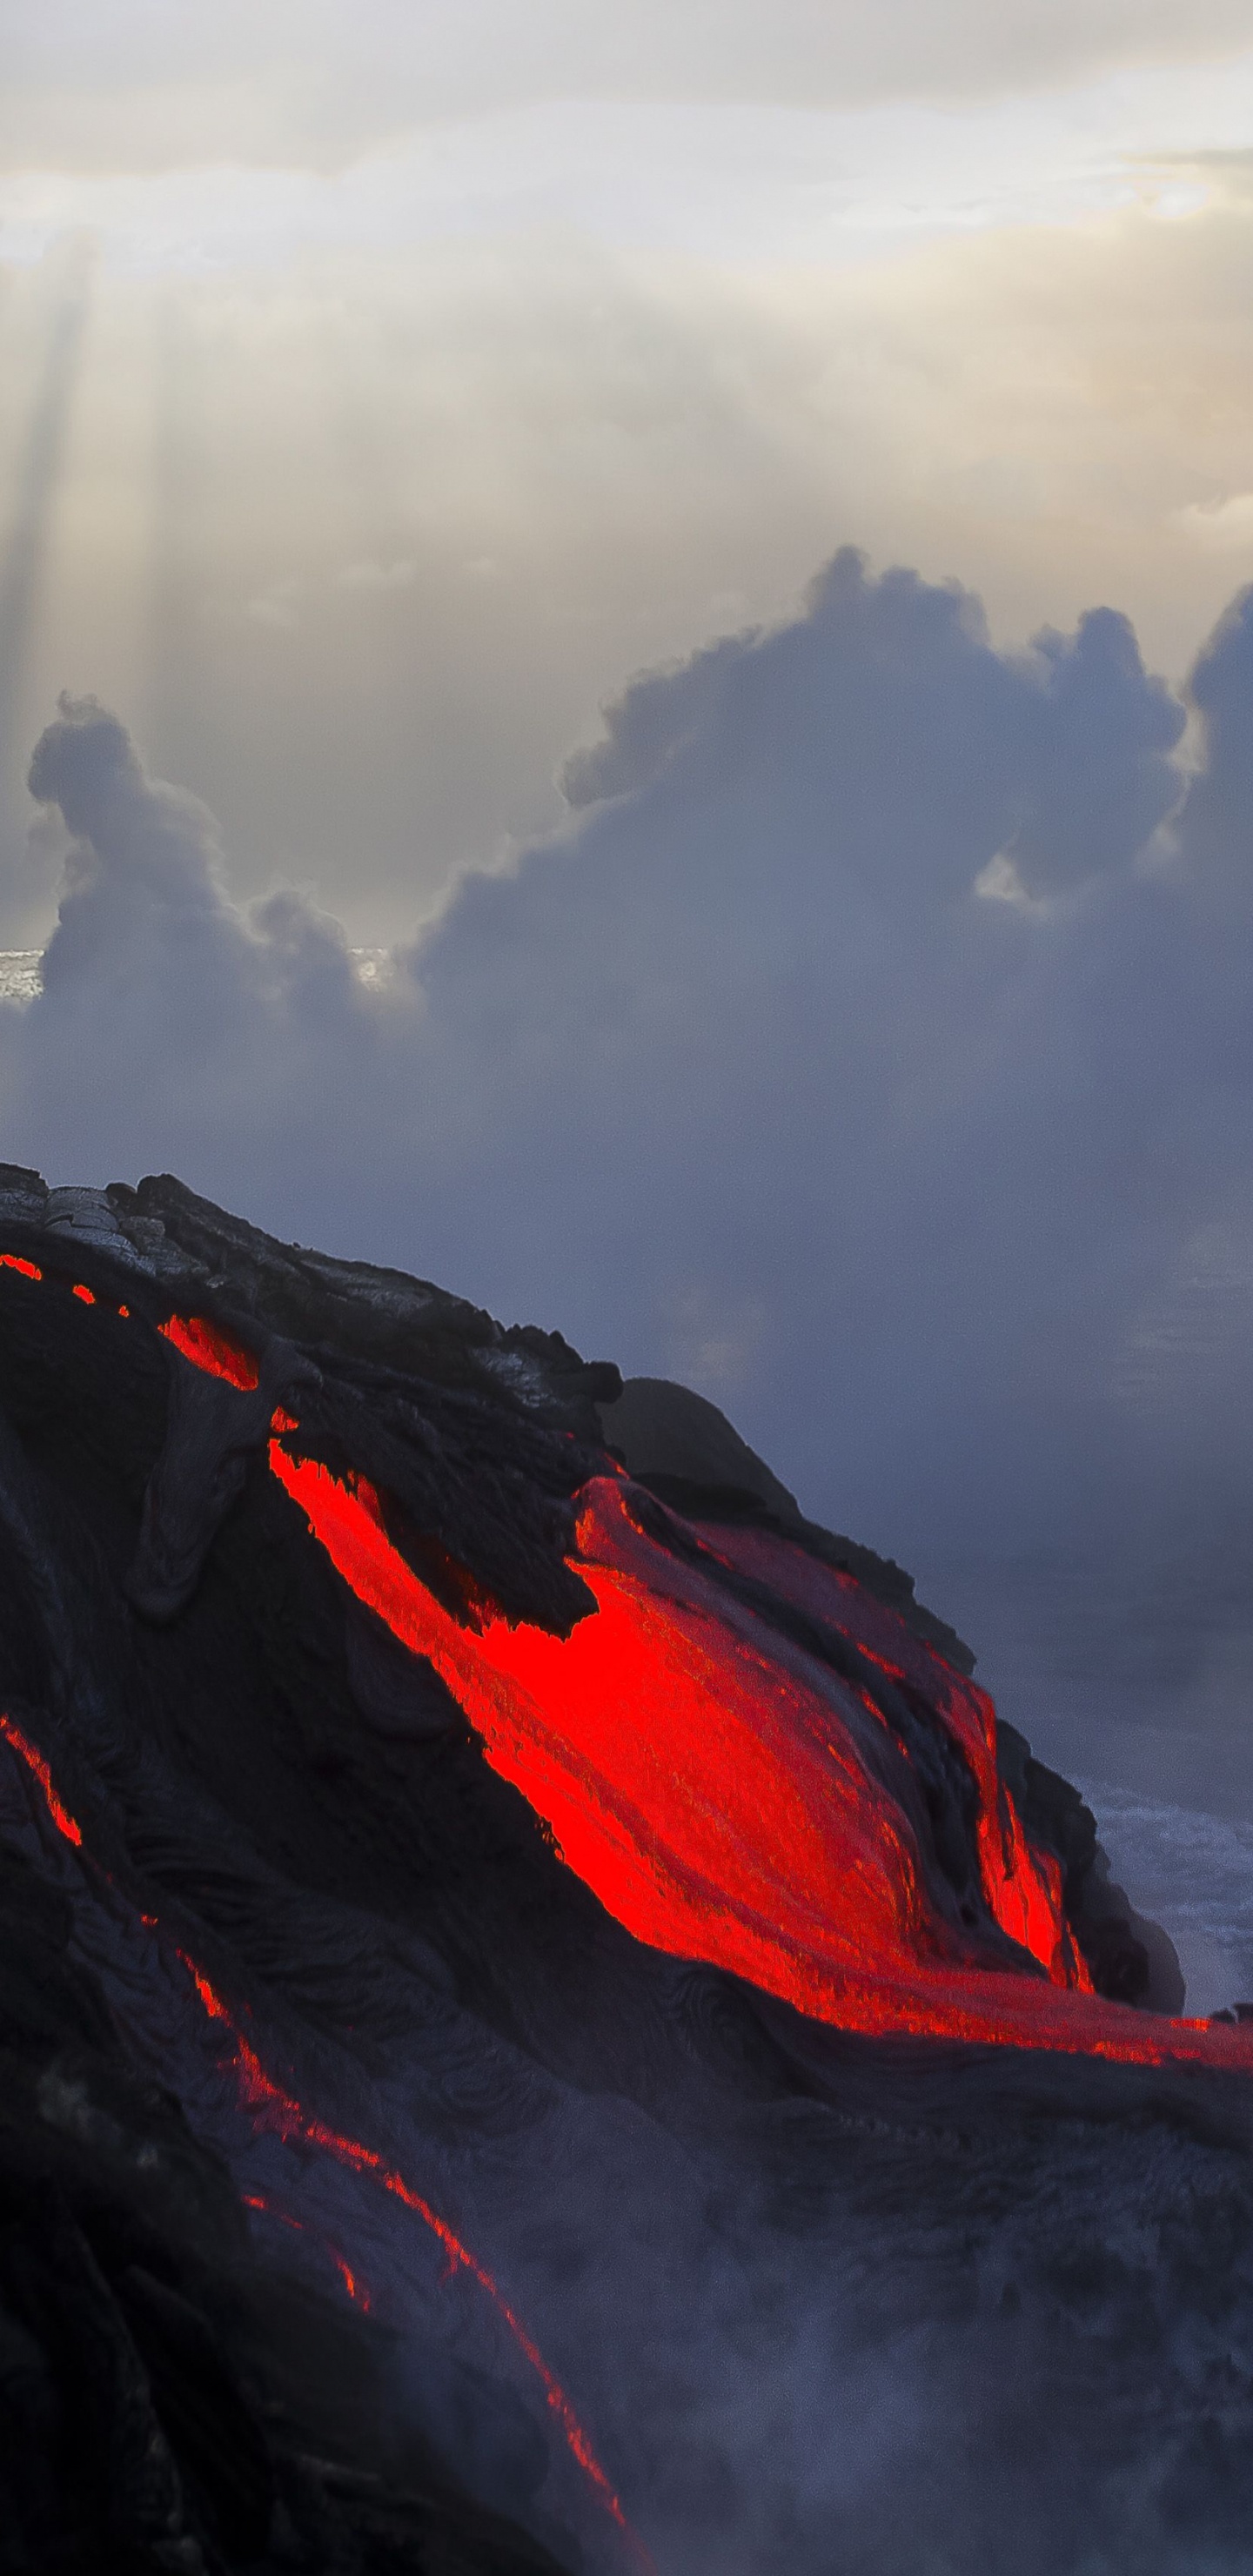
929;1552;1253;2017
1069;1780;1253;2018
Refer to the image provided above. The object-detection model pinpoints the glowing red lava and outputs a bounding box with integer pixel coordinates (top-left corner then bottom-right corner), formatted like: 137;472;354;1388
242;2191;371;2311
10;1278;1253;2081
266;1442;1253;2073
158;1314;260;1389
168;1949;640;2552
0;1697;643;2559
7;1278;1253;2564
694;1522;1091;1988
0;1712;82;1843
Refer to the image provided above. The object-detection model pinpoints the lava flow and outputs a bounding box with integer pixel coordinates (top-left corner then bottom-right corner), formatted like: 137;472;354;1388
0;1712;82;1844
0;1701;647;2567
142;1299;1253;2073
242;2191;372;2311
172;1949;645;2559
273;1444;1237;2066
159;1311;260;1388
694;1519;1090;1989
32;1291;1253;2076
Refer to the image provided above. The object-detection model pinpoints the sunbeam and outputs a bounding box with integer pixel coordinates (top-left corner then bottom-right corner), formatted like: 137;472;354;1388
0;246;92;902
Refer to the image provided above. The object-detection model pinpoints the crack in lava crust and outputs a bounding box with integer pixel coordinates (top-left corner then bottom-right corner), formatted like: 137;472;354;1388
0;1704;648;2570
172;1947;645;2558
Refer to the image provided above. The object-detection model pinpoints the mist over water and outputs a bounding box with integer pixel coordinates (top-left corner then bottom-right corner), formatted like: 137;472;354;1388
921;1549;1253;2012
1077;1783;1253;2017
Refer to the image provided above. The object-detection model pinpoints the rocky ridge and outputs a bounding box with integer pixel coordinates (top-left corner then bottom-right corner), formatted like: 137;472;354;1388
0;1171;1249;2576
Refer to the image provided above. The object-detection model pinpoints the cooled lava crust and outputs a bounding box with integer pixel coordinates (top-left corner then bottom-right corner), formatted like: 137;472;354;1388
1;1165;1252;2576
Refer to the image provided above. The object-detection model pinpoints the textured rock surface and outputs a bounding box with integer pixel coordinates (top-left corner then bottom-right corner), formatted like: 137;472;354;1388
0;1170;1247;2576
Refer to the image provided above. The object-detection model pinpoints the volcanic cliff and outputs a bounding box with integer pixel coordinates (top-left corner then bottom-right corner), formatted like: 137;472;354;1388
0;1168;1251;2576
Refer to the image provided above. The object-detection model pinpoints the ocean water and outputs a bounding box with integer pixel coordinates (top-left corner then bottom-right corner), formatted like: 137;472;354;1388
928;1553;1253;2019
1070;1780;1253;2019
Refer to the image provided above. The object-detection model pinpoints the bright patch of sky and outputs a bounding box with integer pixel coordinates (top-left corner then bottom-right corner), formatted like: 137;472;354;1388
2;49;1253;279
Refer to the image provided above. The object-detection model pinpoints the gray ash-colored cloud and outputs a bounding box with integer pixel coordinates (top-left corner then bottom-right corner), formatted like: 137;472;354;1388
8;548;1253;1727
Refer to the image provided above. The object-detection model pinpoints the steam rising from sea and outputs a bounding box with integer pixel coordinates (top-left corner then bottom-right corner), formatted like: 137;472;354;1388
1075;1784;1253;2019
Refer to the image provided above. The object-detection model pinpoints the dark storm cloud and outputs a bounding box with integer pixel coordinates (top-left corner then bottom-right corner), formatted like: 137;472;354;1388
9;549;1253;1589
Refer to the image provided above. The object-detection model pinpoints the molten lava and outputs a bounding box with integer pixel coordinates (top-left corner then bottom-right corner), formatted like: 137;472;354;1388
0;1705;644;2560
694;1521;1091;1988
159;1313;260;1388
0;1712;82;1843
243;2193;371;2311
168;1947;642;2553
267;1443;1253;2072
11;1278;1253;2085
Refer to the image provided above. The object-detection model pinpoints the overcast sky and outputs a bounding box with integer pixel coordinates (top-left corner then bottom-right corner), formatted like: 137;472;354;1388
7;3;1253;1801
4;3;1253;939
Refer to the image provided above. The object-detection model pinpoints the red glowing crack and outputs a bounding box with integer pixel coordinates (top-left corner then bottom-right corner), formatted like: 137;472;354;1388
0;1700;643;2559
242;2190;371;2311
0;1712;82;1843
173;1948;640;2550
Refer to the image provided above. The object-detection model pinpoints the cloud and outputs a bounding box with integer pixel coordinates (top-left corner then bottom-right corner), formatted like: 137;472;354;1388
558;557;1183;898
337;557;417;594
9;551;1253;1637
1176;581;1253;897
5;0;1253;171
1175;493;1253;548
11;691;385;1194
245;577;303;632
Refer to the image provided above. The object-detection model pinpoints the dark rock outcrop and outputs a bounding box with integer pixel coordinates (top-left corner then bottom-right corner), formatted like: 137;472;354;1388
0;1169;1244;2576
0;1841;567;2576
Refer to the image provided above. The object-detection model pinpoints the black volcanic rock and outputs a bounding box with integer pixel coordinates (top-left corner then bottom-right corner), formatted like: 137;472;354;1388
0;1170;1246;2576
599;1372;976;1669
109;1171;624;1434
0;1841;567;2576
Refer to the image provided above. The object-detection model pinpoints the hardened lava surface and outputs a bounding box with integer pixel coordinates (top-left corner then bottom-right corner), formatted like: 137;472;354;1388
1;1166;1252;2576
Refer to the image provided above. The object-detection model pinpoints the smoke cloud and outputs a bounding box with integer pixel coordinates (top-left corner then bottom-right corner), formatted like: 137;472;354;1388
10;547;1253;1790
